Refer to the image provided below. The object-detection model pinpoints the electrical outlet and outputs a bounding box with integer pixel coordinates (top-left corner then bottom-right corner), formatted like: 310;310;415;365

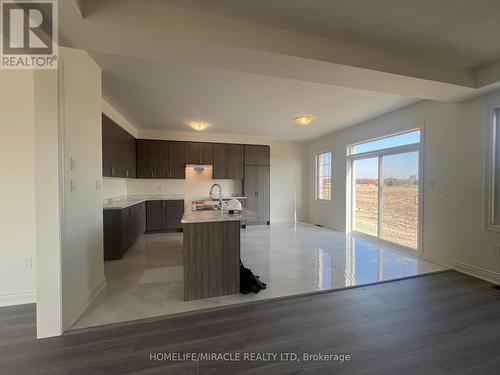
96;180;102;191
70;180;76;193
25;257;33;269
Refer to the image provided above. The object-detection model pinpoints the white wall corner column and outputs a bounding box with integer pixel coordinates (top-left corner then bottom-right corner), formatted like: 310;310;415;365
34;69;63;338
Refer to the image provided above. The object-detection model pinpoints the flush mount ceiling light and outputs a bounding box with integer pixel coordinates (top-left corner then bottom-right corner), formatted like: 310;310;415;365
188;121;209;131
294;115;314;126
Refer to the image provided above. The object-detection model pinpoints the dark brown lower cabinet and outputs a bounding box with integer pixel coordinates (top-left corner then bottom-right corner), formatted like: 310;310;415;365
145;200;166;231
146;200;184;233
104;199;185;261
103;202;146;260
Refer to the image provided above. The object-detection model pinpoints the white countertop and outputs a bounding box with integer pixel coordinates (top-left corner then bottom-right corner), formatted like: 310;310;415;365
103;195;185;210
181;209;256;224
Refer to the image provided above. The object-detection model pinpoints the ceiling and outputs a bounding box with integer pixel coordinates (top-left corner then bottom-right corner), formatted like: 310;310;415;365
165;0;500;70
93;53;417;141
61;1;500;141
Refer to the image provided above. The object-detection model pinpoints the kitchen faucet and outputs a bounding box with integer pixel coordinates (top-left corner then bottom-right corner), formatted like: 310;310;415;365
209;183;223;209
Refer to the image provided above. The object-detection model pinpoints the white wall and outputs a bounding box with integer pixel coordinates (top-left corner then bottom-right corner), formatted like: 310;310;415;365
34;68;63;338
102;177;128;199
0;71;37;306
60;48;105;330
306;92;500;283
102;99;139;138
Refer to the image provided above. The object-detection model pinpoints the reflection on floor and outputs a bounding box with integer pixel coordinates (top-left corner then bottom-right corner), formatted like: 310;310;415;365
71;223;447;329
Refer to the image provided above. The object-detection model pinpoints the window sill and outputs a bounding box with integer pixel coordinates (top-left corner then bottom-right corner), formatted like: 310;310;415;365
485;224;500;233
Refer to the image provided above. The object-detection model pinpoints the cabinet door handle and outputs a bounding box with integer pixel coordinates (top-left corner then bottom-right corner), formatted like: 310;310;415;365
151;171;154;178
255;191;258;197
111;167;114;176
126;170;129;177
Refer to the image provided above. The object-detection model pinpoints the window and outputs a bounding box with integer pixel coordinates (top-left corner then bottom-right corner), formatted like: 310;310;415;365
348;129;421;250
316;152;332;200
486;108;500;230
349;129;420;155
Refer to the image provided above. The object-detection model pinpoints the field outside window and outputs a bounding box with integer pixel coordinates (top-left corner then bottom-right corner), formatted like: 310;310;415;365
317;152;331;200
349;129;420;250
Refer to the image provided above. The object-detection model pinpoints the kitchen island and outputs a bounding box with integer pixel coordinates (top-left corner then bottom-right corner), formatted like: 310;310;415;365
181;210;255;301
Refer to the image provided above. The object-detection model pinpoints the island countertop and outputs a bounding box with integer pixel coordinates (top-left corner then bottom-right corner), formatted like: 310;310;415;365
181;209;256;224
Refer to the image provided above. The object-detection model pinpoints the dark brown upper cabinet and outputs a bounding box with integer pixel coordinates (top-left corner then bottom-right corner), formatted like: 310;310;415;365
185;142;213;164
244;145;270;166
136;140;185;179
137;139;167;179
168;141;186;179
102;114;136;178
213;143;244;180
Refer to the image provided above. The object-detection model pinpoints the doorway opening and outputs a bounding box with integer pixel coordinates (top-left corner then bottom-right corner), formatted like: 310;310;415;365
347;129;422;251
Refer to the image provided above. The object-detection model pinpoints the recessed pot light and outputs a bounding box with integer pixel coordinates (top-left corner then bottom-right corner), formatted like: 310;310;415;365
294;115;314;126
188;121;209;131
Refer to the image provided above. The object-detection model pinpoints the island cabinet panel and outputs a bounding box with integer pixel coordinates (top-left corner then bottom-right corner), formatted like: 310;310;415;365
146;200;184;232
103;202;145;260
185;142;213;164
213;143;244;180
183;220;240;301
244;145;270;166
244;165;270;224
102;114;136;178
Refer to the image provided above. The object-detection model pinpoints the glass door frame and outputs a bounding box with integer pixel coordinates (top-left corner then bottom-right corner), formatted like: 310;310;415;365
347;141;423;254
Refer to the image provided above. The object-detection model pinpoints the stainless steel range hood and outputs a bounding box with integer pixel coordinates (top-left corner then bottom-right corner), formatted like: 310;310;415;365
185;164;213;172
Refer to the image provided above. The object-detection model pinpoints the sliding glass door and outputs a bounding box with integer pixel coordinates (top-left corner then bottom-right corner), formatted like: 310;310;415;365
349;130;421;250
380;151;419;249
352;158;379;237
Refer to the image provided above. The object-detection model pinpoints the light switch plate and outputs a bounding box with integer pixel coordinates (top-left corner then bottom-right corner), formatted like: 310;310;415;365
70;157;77;171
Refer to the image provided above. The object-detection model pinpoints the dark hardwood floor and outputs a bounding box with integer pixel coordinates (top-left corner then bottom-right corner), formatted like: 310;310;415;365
1;271;500;374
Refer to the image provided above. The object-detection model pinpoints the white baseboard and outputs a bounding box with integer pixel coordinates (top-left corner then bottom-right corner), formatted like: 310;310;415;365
423;254;500;285
0;291;37;307
65;275;106;330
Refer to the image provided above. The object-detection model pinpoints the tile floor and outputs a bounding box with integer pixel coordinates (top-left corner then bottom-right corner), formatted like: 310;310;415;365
71;223;447;329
